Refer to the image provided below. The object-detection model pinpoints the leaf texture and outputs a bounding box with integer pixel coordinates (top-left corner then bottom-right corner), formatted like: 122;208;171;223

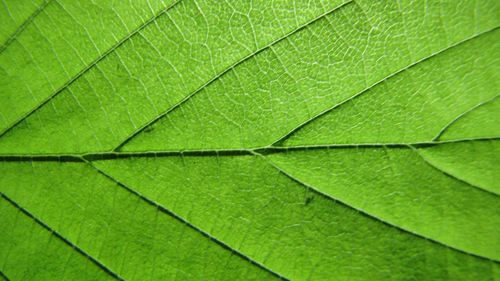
0;0;499;280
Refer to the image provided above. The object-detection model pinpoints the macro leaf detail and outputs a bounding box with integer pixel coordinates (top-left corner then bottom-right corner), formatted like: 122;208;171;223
0;0;499;280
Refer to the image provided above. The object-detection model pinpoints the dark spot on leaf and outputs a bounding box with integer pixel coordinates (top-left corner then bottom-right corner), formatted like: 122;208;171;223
305;196;313;206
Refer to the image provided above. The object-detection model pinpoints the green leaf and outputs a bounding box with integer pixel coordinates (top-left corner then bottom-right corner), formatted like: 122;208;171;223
0;0;499;280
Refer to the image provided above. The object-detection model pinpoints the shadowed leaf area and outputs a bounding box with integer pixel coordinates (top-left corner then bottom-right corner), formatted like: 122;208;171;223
0;0;499;280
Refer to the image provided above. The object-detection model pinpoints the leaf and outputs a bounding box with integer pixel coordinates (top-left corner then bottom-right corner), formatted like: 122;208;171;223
0;0;499;280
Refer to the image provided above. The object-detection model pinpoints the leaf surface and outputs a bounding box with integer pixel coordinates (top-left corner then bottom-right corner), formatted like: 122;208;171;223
0;0;499;280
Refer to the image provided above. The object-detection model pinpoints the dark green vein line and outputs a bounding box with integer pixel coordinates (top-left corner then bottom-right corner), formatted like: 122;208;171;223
0;192;124;281
0;0;181;138
83;160;289;281
260;136;500;153
433;94;500;141
0;154;84;162
112;0;354;152
0;137;497;161
0;270;10;281
269;26;500;146
250;151;499;263
0;0;51;53
408;144;499;197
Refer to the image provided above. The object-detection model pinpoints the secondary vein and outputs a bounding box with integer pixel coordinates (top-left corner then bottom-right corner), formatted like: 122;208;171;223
0;192;124;281
408;144;499;197
433;94;500;141
0;0;182;138
251;151;500;263
0;269;10;281
0;0;51;53
269;26;500;146
83;159;289;281
111;0;354;152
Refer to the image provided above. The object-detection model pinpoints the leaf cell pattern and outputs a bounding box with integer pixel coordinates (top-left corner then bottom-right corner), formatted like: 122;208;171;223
0;0;499;280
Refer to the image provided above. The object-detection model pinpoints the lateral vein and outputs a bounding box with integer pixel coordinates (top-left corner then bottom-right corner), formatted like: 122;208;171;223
269;26;500;146
407;144;499;197
433;94;500;141
0;0;182;138
83;159;289;281
112;0;354;151
251;151;500;263
0;0;51;53
0;270;10;281
0;192;124;281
